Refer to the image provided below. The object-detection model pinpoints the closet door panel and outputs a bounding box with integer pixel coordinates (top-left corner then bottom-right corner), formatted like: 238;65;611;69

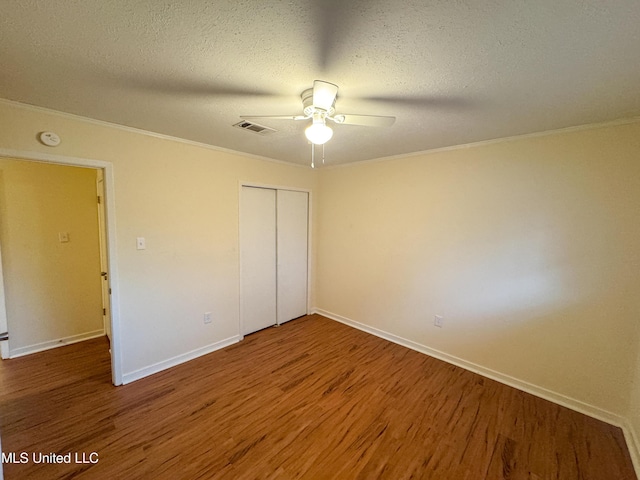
276;190;308;324
240;187;277;335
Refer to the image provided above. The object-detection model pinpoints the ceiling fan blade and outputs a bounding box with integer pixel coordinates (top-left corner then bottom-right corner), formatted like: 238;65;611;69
332;114;396;127
314;1;357;70
240;115;308;121
361;95;473;109
109;71;280;98
313;80;338;111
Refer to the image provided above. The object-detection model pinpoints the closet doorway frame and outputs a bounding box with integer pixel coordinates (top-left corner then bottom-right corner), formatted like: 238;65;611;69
238;182;312;339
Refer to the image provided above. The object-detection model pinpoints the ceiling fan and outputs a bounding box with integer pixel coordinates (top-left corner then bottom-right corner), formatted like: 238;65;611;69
240;80;396;167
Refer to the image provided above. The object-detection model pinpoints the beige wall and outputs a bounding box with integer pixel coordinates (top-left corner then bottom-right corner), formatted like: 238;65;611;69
0;101;316;376
0;159;103;354
1;99;638;439
315;122;640;418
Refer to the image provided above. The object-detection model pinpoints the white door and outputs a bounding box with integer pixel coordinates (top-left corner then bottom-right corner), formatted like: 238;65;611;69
240;187;277;335
96;170;111;340
0;242;8;359
277;190;308;324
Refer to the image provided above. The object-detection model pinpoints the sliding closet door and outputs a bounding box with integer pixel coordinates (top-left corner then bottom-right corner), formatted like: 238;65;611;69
276;190;308;324
240;187;277;335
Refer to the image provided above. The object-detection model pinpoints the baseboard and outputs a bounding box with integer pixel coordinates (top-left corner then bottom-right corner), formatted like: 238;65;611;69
621;419;640;477
122;335;241;384
312;308;625;428
9;329;105;358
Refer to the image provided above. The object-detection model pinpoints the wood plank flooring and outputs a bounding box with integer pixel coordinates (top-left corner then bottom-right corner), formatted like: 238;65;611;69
0;314;636;479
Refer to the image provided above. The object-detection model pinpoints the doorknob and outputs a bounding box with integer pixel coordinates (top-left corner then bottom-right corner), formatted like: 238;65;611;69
0;332;8;341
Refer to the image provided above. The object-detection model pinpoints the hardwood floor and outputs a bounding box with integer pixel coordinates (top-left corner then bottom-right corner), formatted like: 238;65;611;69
0;314;636;479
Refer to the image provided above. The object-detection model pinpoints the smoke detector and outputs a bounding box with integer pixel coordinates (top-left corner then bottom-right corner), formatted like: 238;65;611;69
39;131;61;147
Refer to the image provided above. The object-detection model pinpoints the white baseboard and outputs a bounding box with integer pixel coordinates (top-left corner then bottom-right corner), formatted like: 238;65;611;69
621;419;640;477
9;329;105;358
318;303;640;475
122;335;241;384
312;308;625;428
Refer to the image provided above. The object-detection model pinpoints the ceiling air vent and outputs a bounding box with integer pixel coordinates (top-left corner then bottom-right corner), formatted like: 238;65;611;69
233;120;276;135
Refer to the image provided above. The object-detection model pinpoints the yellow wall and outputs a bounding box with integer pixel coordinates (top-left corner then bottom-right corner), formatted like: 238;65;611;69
315;122;640;417
0;101;317;375
0;159;102;354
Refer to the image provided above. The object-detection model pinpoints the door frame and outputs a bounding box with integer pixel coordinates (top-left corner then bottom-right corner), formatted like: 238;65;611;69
0;242;8;360
0;148;123;386
96;170;111;339
238;182;312;339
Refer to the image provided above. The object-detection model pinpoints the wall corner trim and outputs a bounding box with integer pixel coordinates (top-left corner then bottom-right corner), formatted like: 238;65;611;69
121;335;241;385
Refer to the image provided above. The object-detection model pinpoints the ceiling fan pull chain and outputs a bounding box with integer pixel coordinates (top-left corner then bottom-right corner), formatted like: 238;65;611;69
311;143;315;169
322;143;325;165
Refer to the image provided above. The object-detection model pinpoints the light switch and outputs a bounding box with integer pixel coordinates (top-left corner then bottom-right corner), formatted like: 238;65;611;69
136;237;146;250
58;232;69;243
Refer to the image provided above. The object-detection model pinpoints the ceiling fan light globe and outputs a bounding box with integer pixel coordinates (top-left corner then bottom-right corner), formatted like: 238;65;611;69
305;123;333;144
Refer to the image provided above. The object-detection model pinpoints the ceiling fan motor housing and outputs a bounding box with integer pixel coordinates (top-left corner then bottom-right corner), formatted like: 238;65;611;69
301;88;335;117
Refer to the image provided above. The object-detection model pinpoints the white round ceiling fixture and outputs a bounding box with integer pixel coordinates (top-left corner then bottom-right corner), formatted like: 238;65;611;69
39;131;61;147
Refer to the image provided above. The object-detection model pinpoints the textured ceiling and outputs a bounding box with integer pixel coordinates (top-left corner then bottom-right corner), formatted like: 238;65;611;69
1;1;639;166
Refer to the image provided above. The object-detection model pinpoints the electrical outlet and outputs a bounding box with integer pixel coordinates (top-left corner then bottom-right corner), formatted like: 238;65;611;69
204;312;212;324
434;315;444;328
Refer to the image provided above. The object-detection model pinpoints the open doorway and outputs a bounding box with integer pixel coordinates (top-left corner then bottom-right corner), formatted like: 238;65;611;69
0;158;106;359
0;150;121;385
0;152;122;480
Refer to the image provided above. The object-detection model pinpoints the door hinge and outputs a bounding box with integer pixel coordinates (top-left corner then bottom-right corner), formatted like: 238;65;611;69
103;308;106;316
97;195;101;204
